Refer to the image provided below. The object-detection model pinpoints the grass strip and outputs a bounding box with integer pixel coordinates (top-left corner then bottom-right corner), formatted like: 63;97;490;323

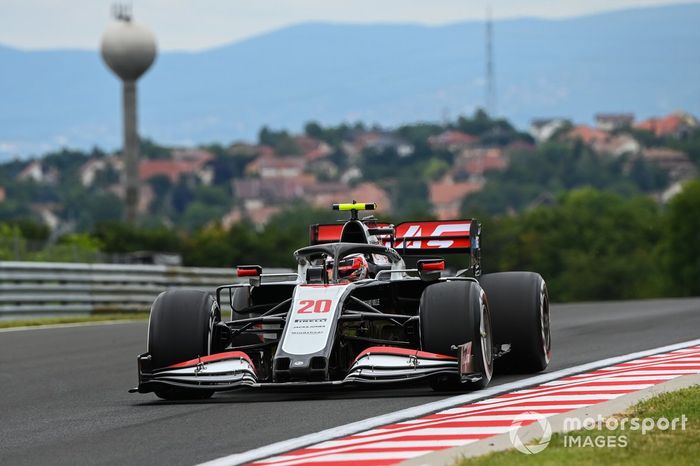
457;385;700;466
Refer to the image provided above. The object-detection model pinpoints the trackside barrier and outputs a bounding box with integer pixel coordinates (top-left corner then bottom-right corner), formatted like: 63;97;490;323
0;261;291;316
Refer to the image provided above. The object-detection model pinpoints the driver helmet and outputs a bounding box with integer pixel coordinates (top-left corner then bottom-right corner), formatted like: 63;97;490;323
327;253;369;283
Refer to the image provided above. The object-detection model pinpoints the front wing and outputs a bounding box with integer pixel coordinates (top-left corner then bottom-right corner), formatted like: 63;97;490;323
130;345;480;394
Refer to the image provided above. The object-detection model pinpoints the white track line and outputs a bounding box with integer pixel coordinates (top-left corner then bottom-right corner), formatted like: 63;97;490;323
195;338;700;466
0;319;145;333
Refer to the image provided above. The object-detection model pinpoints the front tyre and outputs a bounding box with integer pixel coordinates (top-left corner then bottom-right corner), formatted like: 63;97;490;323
147;289;220;400
419;280;494;391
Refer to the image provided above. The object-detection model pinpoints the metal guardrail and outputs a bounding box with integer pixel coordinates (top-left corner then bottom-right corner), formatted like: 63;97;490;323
0;261;290;315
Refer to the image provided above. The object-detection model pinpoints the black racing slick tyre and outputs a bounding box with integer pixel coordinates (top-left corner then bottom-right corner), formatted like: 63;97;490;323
479;272;551;373
419;280;494;391
147;289;220;400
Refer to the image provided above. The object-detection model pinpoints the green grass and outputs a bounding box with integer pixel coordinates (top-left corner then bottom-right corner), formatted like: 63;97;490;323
457;385;700;466
0;313;148;329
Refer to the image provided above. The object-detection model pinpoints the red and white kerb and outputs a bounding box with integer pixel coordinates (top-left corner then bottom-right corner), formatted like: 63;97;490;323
251;345;700;466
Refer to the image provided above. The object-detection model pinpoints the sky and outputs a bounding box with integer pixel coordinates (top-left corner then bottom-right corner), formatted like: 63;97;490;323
0;0;694;51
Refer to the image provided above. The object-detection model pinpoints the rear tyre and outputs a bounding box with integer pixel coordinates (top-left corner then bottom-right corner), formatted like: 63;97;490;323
419;280;493;391
147;289;220;400
479;272;551;373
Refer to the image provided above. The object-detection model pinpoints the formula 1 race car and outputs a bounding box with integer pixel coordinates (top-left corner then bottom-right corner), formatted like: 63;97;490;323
131;202;551;400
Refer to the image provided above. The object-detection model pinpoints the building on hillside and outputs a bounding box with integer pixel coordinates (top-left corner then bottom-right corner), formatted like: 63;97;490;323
30;203;61;230
429;176;484;220
172;148;215;184
306;159;339;180
428;131;478;152
138;184;154;214
17;161;43;182
0;186;6;203
222;205;282;230
172;148;214;162
306;181;392;213
565;125;610;145
305;182;348;209
657;181;687;204
139;157;213;185
595;113;635;131
293;136;333;162
233;175;316;207
454;148;508;179
563;125;641;157
340;141;362;160
340;167;362;184
17;161;59;184
245;155;305;178
635;112;699;138
353;131;414;157
304;144;333;162
293;135;321;153
79;156;124;187
107;183;156;214
592;134;641;157
504;140;537;153
641;147;697;181
349;182;392;213
529;118;571;142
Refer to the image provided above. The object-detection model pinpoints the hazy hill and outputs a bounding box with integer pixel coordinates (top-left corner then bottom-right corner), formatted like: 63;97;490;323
1;3;699;158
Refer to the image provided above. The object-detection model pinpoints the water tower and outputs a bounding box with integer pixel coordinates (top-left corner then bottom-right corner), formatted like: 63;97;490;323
100;5;157;223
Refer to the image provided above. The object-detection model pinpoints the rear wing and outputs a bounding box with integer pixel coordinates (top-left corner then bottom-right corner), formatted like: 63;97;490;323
309;219;482;276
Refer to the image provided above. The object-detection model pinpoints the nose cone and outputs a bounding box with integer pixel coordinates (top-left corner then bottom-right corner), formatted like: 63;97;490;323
100;20;157;81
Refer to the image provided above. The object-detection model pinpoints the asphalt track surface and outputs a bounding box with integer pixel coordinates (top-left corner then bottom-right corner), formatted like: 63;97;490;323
1;298;699;466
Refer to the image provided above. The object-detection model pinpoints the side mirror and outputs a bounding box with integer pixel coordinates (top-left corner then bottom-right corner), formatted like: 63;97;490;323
237;265;262;277
229;286;251;315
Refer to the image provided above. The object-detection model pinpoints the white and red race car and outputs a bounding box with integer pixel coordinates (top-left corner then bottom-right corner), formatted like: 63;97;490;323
131;202;551;400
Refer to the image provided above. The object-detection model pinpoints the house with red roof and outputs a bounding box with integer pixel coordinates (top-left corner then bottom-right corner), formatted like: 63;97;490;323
454;148;508;179
565;126;610;145
139;159;204;184
429;176;484;220
635;112;699;138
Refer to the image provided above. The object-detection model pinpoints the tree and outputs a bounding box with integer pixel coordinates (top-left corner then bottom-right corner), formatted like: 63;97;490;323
93;221;182;253
181;202;225;232
258;127;299;154
304;121;323;139
487;188;663;302
461;142;657;215
423;158;450;181
139;138;171;159
664;179;700;295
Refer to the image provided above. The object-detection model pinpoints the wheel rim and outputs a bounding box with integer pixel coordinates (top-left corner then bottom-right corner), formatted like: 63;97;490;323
479;292;494;382
539;281;551;363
